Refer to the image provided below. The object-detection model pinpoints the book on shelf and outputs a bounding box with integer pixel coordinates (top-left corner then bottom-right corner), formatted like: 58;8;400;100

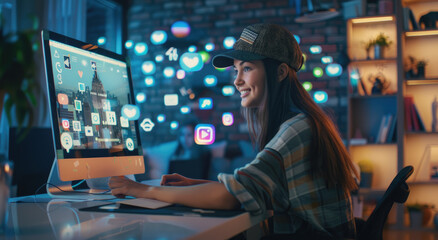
375;114;393;144
404;96;414;131
404;96;425;132
386;116;397;143
350;138;368;145
403;7;419;31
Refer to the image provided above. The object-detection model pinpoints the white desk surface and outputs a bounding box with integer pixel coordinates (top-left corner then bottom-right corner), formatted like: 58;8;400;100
4;195;270;240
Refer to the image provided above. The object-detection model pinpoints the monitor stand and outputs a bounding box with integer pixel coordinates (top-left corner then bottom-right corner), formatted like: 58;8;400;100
46;158;115;200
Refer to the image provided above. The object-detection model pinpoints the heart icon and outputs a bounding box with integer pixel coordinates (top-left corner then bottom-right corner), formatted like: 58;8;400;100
153;33;164;42
142;61;156;74
124;108;137;118
183;57;199;68
78;70;83;78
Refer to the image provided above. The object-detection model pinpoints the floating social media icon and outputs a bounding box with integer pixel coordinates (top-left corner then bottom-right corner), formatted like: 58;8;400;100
140;118;155;132
85;126;93;136
74;100;82;112
321;56;333;64
170;121;179;130
325;63;342;77
303;81;313;91
309;45;322;54
179;52;203;72
164;94;178;106
120;116;129;128
199;98;213;110
195;124;215;145
134;42;148;56
188;45;197;52
73;120;81;132
314;91;328;103
91;61;97;71
91;113;100;125
204;43;215;52
144;76;155;87
57;73;62;84
78;70;83;78
180;106;190;114
171;21;191;38
102;99;111;111
97;36;106;45
222;112;234;126
126;138;134;151
176;69;185;79
157;114;166;123
155;54;164;62
60;132;73;153
125;40;133;49
54;50;60;58
64;56;71;69
106;111;117;125
293;34;301;44
313;67;323;78
136;92;146;103
141;61;156;75
223;36;236;49
62;119;70;129
73;139;81;146
58;93;68;105
204;75;217;87
165;47;178;61
199;51;210;63
222;85;235;96
78;82;85;93
150;30;167;45
55;62;62;73
121;104;140;120
163;67;175;78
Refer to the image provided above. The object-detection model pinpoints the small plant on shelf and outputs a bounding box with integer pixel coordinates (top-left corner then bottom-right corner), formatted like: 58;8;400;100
358;159;373;188
365;33;393;59
374;32;393;47
416;59;428;78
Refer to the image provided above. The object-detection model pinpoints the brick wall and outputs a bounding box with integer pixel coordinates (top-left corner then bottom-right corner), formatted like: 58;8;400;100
126;0;349;147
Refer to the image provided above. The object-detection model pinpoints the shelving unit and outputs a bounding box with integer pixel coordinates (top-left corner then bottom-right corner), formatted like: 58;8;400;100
347;0;438;230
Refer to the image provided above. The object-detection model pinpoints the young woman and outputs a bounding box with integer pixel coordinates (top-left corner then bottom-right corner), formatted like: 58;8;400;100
109;23;359;239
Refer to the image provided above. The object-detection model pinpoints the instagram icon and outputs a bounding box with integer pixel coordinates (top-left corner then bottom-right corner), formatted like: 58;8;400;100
222;112;234;126
194;124;215;145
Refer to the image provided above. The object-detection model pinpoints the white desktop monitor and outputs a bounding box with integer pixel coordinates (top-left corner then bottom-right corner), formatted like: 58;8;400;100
41;30;144;195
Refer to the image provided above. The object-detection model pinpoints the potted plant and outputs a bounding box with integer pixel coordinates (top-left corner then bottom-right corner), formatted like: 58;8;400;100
358;159;373;188
406;203;434;228
373;32;392;59
416;59;428;78
0;16;40;143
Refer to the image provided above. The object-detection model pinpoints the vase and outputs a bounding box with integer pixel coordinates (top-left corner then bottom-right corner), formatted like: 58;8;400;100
434;213;438;230
359;172;373;188
374;45;384;59
417;66;425;78
409;211;423;229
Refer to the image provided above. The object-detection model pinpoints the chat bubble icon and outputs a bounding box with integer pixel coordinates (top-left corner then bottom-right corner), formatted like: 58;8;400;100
78;82;85;93
60;132;73;153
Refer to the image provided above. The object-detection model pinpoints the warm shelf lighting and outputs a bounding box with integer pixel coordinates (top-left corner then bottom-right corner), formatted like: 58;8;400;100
351;16;394;24
405;30;438;37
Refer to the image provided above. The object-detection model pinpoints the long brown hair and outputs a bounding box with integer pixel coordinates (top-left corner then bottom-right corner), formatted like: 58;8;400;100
242;58;359;193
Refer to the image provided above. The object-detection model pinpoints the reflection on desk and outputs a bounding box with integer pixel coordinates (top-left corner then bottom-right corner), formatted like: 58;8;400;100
6;197;270;240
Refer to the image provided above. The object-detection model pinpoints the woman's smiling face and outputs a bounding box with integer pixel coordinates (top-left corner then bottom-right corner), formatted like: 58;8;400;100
233;59;267;108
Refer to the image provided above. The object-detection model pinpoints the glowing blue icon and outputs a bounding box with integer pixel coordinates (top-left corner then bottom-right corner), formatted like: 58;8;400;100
222;85;235;96
176;69;186;79
313;91;328;103
321;56;333;64
199;98;213;110
144;76;155;87
157;114;166;123
134;42;148;56
163;67;175;78
309;45;322;54
136;92;146;103
179;52;203;72
180;106;191;114
205;43;215;52
204;75;217;87
121;104;140;120
142;61;156;75
150;30;167;45
350;68;360;86
325;63;343;77
188;45;197;53
171;21;191;38
125;40;134;49
155;54;164;62
97;37;106;45
223;37;236;49
293;34;301;44
170;121;179;130
164;94;178;106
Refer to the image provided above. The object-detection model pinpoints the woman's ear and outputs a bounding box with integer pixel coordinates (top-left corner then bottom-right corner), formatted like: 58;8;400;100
277;63;289;82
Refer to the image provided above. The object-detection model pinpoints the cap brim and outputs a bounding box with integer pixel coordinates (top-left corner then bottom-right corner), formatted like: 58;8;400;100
212;50;266;68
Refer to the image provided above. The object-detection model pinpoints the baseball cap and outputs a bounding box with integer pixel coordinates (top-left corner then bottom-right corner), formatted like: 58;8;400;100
212;23;303;71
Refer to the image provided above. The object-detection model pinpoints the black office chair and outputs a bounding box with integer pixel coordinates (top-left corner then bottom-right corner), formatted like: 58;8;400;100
356;165;414;240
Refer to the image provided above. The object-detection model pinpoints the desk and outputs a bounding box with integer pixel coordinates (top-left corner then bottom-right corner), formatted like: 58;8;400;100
4;195;270;240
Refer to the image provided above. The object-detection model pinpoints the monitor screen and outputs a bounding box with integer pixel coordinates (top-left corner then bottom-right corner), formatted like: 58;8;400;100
42;30;144;182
